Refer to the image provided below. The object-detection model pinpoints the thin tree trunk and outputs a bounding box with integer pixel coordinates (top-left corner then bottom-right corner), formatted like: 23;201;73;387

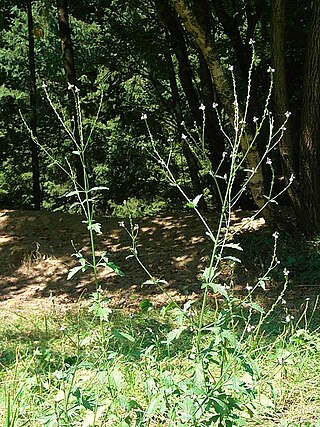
56;0;85;190
172;0;266;209
27;0;41;210
298;1;320;233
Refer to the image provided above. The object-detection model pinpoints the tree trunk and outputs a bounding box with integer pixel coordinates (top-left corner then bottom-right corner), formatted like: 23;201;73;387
56;0;85;190
163;33;207;210
298;1;320;233
27;0;41;210
270;0;301;211
172;0;266;209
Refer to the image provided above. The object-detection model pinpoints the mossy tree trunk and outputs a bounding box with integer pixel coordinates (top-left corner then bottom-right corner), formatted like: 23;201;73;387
172;0;266;210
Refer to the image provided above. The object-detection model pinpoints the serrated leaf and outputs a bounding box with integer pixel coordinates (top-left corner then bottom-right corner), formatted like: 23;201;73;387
167;327;186;344
247;302;265;314
207;283;229;299
220;329;238;347
87;222;102;234
104;261;125;277
67;264;86;280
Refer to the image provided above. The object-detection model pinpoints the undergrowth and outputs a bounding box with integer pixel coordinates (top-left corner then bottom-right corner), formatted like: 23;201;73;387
0;298;319;426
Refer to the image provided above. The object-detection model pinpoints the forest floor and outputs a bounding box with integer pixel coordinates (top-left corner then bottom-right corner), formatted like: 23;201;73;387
0;208;268;314
0;208;317;317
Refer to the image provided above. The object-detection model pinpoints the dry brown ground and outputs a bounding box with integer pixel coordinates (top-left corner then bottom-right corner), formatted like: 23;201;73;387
0;209;269;316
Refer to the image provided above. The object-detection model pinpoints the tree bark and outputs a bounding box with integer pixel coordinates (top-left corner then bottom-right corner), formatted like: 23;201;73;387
270;0;301;211
172;0;266;209
298;1;320;233
27;0;41;210
211;0;251;77
56;0;85;190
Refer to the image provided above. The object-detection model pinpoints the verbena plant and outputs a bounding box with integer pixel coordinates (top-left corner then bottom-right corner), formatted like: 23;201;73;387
11;46;312;427
118;47;296;425
22;83;124;290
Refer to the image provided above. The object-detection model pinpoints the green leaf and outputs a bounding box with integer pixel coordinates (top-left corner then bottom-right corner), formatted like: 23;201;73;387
105;261;125;277
224;242;243;251
222;255;242;263
87;222;102;234
112;329;135;342
207;283;229;299
65;190;82;197
109;367;124;391
67;264;86;280
191;194;203;207
166;327;186;344
139;299;153;311
247;302;265;314
88;186;109;192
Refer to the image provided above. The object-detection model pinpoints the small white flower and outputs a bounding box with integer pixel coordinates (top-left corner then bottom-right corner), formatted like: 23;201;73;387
118;221;125;228
67;82;74;90
285;314;294;322
253;116;259;123
246;283;253;291
74;86;80;93
281;299;286;305
222;151;227;159
249;38;255;45
289;174;295;184
41;81;47;89
133;224;139;231
246;324;255;333
272;231;279;239
267;66;275;73
281;126;287;131
199;103;206;111
228;65;234;71
212;102;218;109
180;121;185;126
181;133;187;140
283;268;290;277
141;113;147;120
306;297;310;301
285;111;291;118
266;157;272;165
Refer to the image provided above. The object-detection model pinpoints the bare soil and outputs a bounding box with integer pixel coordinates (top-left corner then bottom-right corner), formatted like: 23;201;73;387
0;209;268;316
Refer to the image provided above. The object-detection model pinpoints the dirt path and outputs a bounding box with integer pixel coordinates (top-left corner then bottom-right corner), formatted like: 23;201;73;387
0;209;266;314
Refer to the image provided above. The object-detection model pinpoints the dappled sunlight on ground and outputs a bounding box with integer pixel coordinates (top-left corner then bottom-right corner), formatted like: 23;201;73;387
0;208;316;316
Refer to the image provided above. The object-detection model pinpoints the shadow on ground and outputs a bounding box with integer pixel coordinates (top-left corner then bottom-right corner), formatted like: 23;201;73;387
0;209;319;311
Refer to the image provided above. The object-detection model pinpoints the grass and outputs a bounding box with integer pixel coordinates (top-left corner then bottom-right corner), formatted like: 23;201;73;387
1;293;319;427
